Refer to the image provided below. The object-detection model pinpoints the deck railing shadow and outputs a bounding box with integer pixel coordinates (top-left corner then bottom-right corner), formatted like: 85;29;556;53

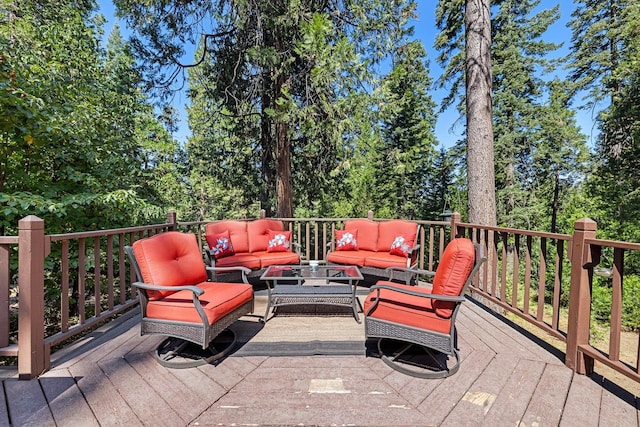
1;211;639;391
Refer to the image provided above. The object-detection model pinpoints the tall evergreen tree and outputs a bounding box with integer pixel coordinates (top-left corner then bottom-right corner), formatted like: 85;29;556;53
435;0;496;226
113;0;419;218
491;0;561;228
377;40;437;219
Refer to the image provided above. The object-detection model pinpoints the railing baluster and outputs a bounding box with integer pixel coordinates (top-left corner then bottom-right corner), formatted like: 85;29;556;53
93;236;101;317
61;240;69;333
609;247;624;362
537;237;547;322
78;238;86;324
107;235;114;311
512;234;520;308
524;235;532;315
0;242;10;347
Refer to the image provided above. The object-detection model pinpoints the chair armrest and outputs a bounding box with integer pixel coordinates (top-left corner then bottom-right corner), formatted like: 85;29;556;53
206;266;251;284
291;242;302;255
369;283;465;303
133;281;205;296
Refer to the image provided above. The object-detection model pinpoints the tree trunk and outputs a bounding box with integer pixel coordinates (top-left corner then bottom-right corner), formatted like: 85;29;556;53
465;0;496;226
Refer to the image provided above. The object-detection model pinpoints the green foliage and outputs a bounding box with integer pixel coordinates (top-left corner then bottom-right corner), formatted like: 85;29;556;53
0;1;182;233
592;275;640;332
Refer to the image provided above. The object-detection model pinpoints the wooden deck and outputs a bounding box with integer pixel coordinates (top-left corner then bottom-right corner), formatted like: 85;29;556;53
1;293;639;426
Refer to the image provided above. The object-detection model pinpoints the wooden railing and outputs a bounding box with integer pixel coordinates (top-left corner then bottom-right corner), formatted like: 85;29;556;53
1;211;639;386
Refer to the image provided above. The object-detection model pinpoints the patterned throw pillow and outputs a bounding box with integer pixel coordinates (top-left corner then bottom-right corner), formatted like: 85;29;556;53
389;235;414;257
206;230;235;259
267;230;291;252
336;229;358;251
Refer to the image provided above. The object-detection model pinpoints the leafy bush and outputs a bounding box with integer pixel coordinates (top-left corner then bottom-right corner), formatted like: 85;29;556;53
591;275;640;331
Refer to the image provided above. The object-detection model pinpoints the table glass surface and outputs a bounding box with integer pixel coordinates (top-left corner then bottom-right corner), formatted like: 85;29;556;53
260;264;363;281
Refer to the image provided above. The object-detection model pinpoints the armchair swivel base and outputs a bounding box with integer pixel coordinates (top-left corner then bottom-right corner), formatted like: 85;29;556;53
154;329;236;369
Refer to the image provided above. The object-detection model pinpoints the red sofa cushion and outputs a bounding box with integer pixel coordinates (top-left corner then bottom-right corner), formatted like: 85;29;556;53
132;232;208;301
326;250;370;267
364;284;452;334
431;238;475;317
248;219;284;252
344;219;378;251
378;220;418;252
212;253;262;270
364;252;410;269
146;281;253;324
251;250;300;267
206;221;250;253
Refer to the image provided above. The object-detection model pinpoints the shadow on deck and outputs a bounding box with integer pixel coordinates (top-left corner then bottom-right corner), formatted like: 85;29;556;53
1;291;639;426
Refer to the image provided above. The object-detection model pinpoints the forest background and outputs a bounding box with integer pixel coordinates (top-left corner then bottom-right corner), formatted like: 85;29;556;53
2;0;639;249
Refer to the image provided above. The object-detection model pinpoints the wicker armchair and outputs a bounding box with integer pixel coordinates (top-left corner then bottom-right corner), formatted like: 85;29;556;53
125;231;254;368
364;238;485;378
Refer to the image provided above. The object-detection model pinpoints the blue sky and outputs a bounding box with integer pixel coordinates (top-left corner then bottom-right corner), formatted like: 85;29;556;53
97;1;599;148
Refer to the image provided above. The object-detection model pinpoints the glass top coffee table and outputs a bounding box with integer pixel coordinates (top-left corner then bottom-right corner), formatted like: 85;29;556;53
260;264;364;323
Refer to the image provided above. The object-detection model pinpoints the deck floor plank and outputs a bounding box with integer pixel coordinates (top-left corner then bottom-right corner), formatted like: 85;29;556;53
417;348;494;425
439;354;520;426
39;369;99;426
97;356;185;426
2;298;640;426
69;360;143;426
481;358;546;426
0;378;9;426
4;378;56;426
521;362;574;427
560;372;604;427
598;382;639;427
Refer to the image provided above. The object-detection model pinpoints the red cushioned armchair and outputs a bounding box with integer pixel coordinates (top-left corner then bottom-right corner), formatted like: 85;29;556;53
125;231;254;368
364;238;485;378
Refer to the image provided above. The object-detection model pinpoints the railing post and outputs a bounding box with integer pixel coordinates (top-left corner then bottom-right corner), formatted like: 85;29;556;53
566;217;597;374
167;211;177;230
260;209;266;219
367;210;374;220
450;212;461;241
18;216;48;379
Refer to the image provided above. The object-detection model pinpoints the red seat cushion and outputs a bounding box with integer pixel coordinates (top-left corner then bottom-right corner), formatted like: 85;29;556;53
326;250;369;267
132;232;208;301
212;253;262;270
251;250;300;267
364;284;452;334
364;252;410;269
146;282;253;324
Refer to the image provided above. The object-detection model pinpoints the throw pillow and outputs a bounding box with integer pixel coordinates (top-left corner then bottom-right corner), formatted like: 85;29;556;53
336;229;358;251
267;230;291;252
206;230;235;259
389;235;414;257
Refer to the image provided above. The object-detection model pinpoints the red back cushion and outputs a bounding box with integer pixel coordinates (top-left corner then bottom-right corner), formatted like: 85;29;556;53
431;238;475;318
132;232;208;301
206;221;249;253
378;220;418;252
345;219;378;251
248;219;284;252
